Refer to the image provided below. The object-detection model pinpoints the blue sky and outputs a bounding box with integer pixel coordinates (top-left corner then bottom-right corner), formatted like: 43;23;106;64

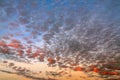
0;0;120;46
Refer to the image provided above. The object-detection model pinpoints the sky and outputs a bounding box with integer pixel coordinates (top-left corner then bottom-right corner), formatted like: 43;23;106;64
0;0;120;47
